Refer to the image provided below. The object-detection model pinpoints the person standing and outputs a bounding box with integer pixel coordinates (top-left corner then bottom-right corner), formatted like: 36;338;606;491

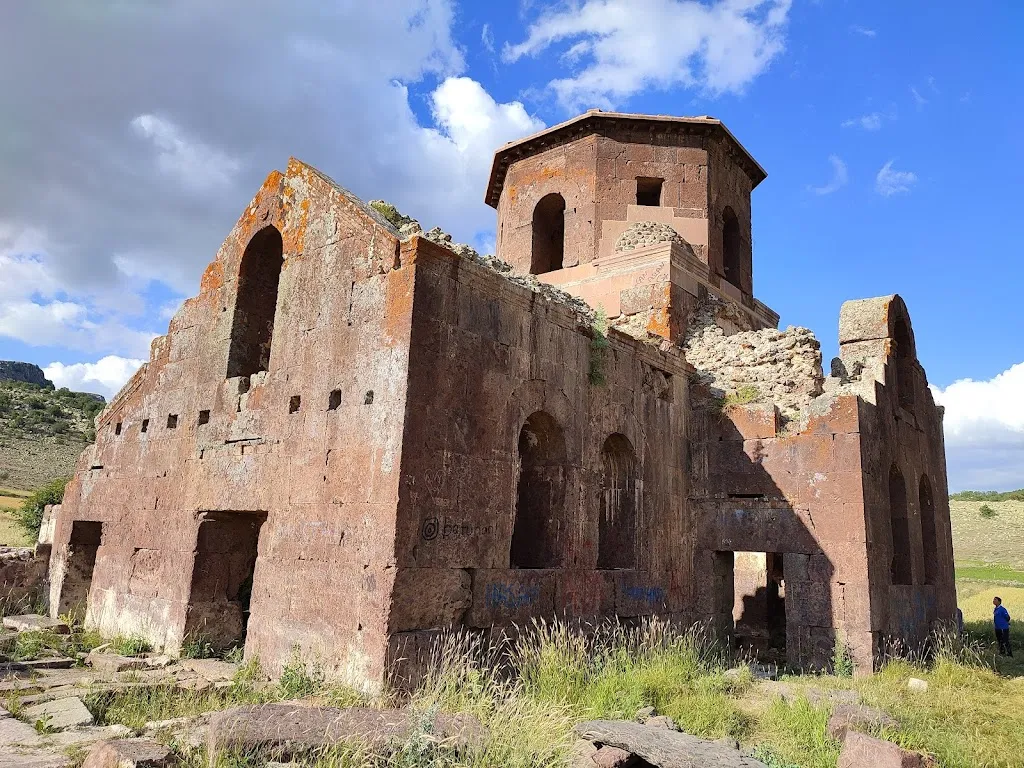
993;596;1012;656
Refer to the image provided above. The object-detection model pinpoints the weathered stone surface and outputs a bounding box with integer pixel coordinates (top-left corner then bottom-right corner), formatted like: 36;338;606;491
614;221;684;253
592;745;642;767
23;696;94;730
82;738;177;768
826;703;899;741
837;731;934;768
573;720;767;767
2;615;69;634
907;678;928;693
86;653;150;674
207;704;486;756
0;711;41;746
178;659;238;681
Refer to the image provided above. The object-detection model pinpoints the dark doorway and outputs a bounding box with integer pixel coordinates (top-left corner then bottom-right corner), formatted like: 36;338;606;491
185;511;266;651
227;226;284;379
58;521;103;618
889;465;913;585
511;412;566;568
722;207;742;288
530;194;566;274
919;475;938;585
733;551;787;661
636;177;664;206
597;434;638;569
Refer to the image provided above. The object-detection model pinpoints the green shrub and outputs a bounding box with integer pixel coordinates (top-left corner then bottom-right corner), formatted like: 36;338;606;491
979;504;998;519
832;636;854;677
13;477;69;539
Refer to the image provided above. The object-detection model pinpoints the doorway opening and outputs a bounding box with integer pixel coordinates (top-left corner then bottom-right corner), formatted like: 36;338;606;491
732;551;787;662
185;511;266;652
58;521;103;619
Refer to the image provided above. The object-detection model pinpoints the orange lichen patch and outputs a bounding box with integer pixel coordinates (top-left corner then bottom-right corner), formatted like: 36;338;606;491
383;264;416;345
645;285;676;340
200;260;225;293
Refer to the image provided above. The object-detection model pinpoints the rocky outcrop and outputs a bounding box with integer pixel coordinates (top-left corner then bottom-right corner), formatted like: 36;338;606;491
0;362;52;389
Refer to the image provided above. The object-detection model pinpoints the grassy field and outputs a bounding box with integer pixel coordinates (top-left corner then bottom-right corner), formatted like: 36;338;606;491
0;487;33;547
951;499;1024;569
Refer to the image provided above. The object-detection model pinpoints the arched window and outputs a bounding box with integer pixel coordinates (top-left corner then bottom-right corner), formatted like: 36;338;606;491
893;317;915;411
227;226;284;379
531;194;566;275
722;207;742;289
511;412;566;568
598;434;639;569
889;464;913;585
919;475;938;585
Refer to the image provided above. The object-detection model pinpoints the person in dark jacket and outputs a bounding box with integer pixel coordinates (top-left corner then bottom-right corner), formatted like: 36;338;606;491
993;596;1012;656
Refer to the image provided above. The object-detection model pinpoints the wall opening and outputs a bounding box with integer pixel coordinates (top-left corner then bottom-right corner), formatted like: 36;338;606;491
893;316;915;411
511;411;567;568
289;395;301;414
722;206;742;289
226;226;284;379
58;521;103;618
167;414;178;429
733;551;787;662
328;390;342;411
889;464;913;585
530;194;566;275
114;422;122;436
198;410;211;426
598;433;639;570
920;475;938;585
185;511;266;652
141;419;149;433
636;177;664;206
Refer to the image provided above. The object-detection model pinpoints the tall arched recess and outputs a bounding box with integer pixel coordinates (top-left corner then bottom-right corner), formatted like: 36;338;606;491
919;475;938;585
889;465;913;585
598;434;639;570
722;206;742;289
511;412;567;568
893;316;915;411
531;193;566;275
227;226;284;379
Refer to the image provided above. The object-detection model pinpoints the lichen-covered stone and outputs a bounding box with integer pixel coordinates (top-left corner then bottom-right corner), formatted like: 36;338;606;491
613;221;684;253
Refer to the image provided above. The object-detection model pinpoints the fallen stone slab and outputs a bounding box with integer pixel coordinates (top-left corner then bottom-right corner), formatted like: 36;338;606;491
826;703;899;741
143;712;211;750
23;696;95;730
0;750;71;768
760;681;860;708
573;720;767;768
0;658;76;675
2;615;70;634
907;677;928;693
87;652;151;675
41;725;134;749
838;731;935;768
592;744;643;767
83;738;177;768
207;703;487;757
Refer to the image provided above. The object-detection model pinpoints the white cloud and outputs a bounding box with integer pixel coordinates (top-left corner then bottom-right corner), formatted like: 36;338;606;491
875;160;917;197
850;25;876;37
131;114;241;192
811;155;848;196
481;23;495;53
503;0;792;109
841;112;883;131
932;362;1024;491
45;356;146;401
910;86;928;109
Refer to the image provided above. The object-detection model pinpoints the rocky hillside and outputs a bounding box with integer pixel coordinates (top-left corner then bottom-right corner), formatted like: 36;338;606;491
0;363;105;490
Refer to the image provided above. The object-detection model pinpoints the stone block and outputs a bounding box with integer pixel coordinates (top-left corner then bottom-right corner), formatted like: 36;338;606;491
23;697;94;730
826;703;899;741
87;653;150;675
83;738;177;768
3;615;69;634
389;568;471;632
837;731;934;768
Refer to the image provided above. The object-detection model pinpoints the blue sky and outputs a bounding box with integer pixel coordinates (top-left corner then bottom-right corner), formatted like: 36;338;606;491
1;0;1022;489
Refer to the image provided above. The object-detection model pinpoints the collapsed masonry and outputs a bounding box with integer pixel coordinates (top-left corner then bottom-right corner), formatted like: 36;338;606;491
45;110;955;690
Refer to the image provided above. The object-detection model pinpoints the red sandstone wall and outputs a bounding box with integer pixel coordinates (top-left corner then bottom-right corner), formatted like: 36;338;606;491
387;239;691;671
50;161;413;688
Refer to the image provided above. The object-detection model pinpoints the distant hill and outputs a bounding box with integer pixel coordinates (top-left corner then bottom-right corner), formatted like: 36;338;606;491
0;367;106;491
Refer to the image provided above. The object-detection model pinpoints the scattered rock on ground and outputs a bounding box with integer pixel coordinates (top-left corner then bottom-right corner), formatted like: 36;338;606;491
0;658;76;673
86;653;150;675
838;731;935;768
207;703;487;757
592;745;642;767
826;703;899;741
178;658;238;681
907;677;928;693
2;615;70;634
82;738;177;768
634;706;657;722
23;697;94;730
573;720;768;768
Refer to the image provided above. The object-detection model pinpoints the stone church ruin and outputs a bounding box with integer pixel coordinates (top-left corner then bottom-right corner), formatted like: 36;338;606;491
46;111;956;689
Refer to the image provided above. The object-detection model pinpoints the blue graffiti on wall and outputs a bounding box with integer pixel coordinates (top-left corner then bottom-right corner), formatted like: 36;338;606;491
486;583;541;610
624;585;666;605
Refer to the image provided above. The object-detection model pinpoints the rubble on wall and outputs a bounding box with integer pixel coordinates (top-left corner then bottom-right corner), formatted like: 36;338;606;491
683;294;824;422
370;201;598;325
614;221;685;253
